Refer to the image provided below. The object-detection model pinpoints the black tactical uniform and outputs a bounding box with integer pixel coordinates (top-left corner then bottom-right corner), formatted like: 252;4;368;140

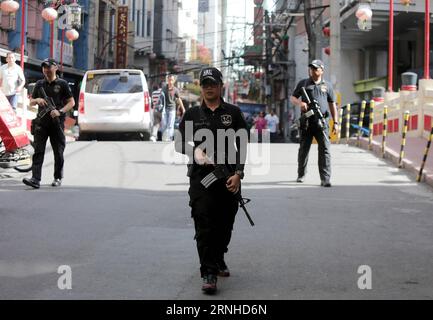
292;62;336;185
175;97;247;281
30;65;73;184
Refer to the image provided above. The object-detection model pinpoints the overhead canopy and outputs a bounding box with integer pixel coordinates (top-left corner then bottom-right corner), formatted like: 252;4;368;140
177;74;194;83
336;5;427;50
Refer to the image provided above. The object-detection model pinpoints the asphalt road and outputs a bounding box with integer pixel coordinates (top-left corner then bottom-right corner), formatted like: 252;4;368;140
1;141;433;299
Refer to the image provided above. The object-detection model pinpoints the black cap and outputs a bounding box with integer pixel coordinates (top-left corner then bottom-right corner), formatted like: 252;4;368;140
199;67;223;85
41;58;58;67
309;59;324;70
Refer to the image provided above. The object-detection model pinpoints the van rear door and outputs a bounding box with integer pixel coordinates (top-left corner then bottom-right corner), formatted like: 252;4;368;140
83;71;145;123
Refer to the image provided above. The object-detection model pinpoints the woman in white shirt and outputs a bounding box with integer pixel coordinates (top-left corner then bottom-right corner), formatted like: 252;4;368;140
0;52;26;111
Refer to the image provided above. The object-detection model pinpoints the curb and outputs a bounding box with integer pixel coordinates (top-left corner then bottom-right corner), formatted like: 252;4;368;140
346;138;433;189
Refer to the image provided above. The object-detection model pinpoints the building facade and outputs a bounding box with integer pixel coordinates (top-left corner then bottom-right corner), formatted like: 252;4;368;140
252;0;433;141
197;0;227;66
1;0;91;86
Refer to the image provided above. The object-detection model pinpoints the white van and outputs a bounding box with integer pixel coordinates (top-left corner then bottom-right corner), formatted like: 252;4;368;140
77;69;152;140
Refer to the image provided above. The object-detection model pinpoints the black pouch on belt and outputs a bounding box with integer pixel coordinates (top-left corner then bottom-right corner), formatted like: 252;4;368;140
31;118;40;135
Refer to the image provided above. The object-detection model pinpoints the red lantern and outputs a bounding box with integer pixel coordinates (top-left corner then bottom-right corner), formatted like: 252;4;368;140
0;0;20;13
400;0;411;12
42;7;58;22
65;29;79;41
322;27;330;37
356;4;373;21
324;47;331;55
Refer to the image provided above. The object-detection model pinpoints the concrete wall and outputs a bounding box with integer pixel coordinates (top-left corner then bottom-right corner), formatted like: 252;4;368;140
294;34;309;85
376;51;388;78
339;49;362;106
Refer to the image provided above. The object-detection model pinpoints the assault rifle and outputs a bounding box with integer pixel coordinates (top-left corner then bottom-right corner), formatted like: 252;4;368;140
200;165;254;226
300;87;327;131
38;87;60;125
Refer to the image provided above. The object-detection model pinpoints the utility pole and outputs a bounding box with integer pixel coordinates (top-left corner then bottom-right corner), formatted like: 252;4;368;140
265;10;272;112
330;0;341;100
303;0;316;63
224;19;236;103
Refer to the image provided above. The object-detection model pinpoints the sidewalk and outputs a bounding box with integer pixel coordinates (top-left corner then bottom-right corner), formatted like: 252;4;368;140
349;134;433;188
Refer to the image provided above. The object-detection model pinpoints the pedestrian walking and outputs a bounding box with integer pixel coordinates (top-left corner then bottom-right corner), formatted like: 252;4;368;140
0;52;26;112
290;59;339;187
160;74;185;141
150;83;163;142
254;111;267;143
175;67;248;294
22;58;75;189
265;109;279;142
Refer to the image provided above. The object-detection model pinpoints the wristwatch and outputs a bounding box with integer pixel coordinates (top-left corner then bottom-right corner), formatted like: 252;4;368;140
234;170;244;179
59;109;66;115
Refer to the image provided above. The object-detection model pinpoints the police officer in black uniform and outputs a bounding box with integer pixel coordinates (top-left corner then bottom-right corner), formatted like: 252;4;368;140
175;67;248;294
290;59;339;187
23;58;75;189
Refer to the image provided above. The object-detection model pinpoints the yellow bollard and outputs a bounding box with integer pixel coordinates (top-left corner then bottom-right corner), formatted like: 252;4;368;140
398;111;410;168
416;125;433;182
357;100;366;146
346;104;351;144
382;105;388;158
337;106;343;144
368;100;375;150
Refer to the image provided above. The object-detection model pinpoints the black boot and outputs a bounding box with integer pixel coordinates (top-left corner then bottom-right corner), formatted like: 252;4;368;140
23;177;40;189
201;274;217;294
217;260;230;277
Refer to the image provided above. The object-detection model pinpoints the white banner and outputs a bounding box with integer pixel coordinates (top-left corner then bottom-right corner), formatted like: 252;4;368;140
54;40;74;66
